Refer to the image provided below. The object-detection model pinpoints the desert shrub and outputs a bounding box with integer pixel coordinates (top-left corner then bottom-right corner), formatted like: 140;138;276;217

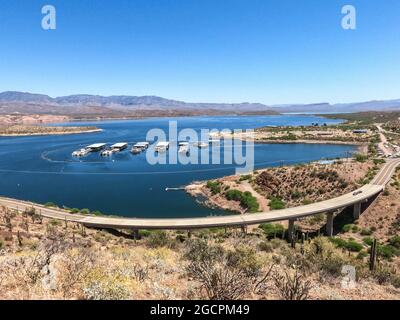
345;240;363;252
57;248;96;298
83;277;130;300
138;230;152;237
372;267;392;285
146;231;175;248
360;228;373;236
240;192;259;213
373;158;385;165
239;174;252;181
363;237;373;246
91;210;103;216
390;275;400;288
302;199;313;205
377;244;399;259
356;251;368;260
354;153;368;163
308;213;324;225
44;202;57;207
225;190;259;213
258;241;273;253
269;197;285;210
272;267;312;300
49;219;61;226
259;223;285;237
342;224;359;233
184;239;272;300
0;238;3;249
291;191;302;199
80;208;91;215
270;238;286;249
329;237;363;252
70;208;80;214
206;181;222;195
225;189;242;201
389;236;400;249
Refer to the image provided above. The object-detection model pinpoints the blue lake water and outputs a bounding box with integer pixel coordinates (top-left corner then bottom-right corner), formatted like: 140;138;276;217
0;115;356;218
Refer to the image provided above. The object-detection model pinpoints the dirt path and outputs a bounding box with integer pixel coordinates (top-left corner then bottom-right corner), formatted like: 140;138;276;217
376;124;394;156
241;181;269;212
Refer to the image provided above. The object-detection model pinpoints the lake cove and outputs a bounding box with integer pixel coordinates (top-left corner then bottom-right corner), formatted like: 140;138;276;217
0;115;355;218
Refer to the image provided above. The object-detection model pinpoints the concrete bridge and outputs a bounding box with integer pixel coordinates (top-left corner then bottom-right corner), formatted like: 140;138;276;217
1;159;399;239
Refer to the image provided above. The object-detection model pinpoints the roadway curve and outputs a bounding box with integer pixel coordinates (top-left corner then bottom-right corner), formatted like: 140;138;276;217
1;159;400;230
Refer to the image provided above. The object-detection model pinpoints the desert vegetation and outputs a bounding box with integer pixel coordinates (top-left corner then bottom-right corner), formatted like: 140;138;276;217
188;160;379;218
252;162;372;209
1;204;400;300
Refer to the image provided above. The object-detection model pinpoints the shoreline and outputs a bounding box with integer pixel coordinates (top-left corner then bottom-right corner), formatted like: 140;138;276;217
0;128;103;137
252;139;367;153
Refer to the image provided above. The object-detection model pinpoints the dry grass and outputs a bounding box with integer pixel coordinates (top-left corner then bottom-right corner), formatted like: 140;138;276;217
1;204;400;300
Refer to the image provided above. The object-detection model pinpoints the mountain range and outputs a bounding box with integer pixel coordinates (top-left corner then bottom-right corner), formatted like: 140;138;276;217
1;91;400;116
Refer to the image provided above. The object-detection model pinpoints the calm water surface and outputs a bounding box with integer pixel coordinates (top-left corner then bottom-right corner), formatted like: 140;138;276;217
0;115;356;218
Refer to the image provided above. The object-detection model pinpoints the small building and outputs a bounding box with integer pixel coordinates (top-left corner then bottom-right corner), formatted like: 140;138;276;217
353;129;368;134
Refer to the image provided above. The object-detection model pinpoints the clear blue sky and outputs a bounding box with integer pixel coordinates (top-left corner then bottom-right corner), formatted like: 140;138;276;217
0;0;399;104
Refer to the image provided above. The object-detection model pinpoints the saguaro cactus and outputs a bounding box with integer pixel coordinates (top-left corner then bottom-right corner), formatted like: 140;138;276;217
369;239;378;271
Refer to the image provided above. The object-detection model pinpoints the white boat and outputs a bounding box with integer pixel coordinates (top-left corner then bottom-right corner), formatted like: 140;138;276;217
178;142;190;154
194;142;209;148
209;139;220;145
72;148;90;157
101;149;114;156
130;142;150;154
131;147;142;154
155;142;170;152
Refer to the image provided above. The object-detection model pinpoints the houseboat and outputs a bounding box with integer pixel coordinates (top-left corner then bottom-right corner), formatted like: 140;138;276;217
178;142;190;154
194;142;209;148
155;142;170;153
131;142;150;154
72;143;106;157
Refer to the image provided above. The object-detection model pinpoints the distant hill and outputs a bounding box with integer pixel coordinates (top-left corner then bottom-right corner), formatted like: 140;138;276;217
0;91;276;115
1;91;400;116
271;100;400;113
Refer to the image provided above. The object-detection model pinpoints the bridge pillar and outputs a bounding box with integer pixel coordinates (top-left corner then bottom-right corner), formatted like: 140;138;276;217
288;219;295;242
326;212;334;237
353;202;361;220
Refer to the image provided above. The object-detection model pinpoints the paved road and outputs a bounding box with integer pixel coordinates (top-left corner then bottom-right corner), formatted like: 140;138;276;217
1;159;400;230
